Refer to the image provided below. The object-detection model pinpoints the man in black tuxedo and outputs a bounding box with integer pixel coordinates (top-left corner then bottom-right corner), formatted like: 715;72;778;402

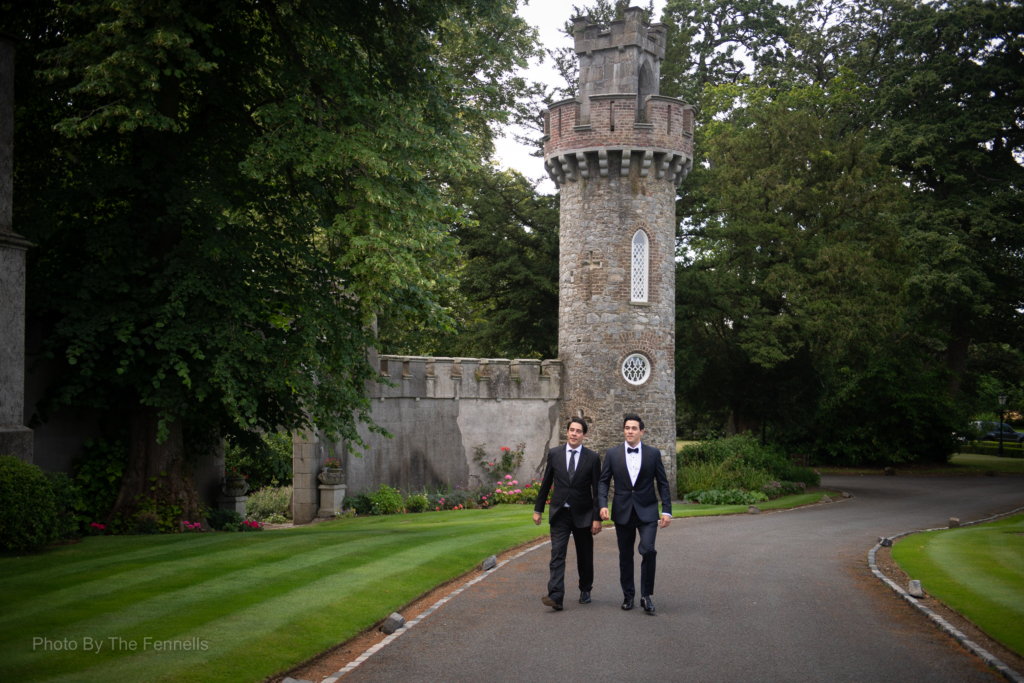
598;413;672;615
533;417;603;611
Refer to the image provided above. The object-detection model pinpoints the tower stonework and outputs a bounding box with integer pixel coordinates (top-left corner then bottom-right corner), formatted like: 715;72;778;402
542;8;694;495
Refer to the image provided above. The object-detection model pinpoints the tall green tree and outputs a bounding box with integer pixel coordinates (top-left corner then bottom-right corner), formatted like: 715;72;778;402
9;0;537;519
868;0;1024;398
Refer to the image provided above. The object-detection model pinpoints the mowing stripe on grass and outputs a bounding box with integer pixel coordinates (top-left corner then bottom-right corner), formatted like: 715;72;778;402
890;513;1024;662
24;528;522;683
1;507;549;683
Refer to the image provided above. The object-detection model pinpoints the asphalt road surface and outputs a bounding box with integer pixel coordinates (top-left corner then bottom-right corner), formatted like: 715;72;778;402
345;476;1024;683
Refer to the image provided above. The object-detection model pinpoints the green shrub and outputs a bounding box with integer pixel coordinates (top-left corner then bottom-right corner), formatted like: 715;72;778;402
348;492;373;515
677;457;772;495
784;465;820;488
72;437;126;532
677;435;818;493
129;511;161;535
405;494;429;513
370;485;404;515
246;485;292;522
0;456;67;551
224;432;293;489
684;489;769;505
206;509;242;531
761;480;806;499
45;472;81;541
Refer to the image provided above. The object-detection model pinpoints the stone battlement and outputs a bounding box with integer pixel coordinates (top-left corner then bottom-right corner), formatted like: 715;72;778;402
372;356;562;401
542;96;694;186
572;14;667;59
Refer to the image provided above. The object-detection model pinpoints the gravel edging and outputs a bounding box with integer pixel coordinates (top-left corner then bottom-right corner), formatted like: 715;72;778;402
868;506;1024;683
320;539;552;682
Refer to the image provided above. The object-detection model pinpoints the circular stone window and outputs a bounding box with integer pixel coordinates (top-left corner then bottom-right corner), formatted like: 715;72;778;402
622;353;651;385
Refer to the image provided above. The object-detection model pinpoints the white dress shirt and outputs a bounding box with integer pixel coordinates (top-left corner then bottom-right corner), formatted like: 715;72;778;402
624;441;642;485
564;443;581;507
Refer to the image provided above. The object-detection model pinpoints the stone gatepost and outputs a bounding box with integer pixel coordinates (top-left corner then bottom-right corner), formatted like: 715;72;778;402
542;9;695;496
0;33;34;463
292;427;335;524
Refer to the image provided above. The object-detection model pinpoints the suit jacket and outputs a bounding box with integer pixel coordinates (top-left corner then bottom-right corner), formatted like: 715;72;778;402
534;444;601;527
598;443;673;524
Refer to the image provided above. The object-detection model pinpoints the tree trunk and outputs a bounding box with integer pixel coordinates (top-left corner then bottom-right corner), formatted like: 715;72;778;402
946;323;971;398
107;404;200;526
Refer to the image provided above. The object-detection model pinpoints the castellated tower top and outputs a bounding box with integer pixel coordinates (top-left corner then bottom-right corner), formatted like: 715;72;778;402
540;7;693;188
573;8;666;101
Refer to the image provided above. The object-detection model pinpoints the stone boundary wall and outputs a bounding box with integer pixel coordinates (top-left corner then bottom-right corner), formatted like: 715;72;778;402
371;356;563;401
292;357;564;524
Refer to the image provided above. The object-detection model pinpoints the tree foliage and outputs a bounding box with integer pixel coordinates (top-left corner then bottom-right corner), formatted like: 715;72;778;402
670;0;1023;463
8;0;538;516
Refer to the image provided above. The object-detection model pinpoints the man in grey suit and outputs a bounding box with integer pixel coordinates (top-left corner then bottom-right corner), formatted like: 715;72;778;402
598;413;672;614
534;417;603;610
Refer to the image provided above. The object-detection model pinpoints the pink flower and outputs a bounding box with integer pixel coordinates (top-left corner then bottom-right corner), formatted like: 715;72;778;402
512;480;518;484
505;475;512;480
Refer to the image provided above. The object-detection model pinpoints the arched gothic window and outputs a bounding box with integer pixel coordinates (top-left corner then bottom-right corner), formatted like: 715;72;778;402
631;230;649;303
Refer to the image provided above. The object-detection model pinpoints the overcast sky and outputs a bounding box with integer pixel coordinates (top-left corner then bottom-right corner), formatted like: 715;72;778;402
492;0;669;194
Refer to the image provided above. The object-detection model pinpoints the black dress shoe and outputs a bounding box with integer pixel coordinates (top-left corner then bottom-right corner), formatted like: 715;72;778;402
579;591;591;604
641;596;656;614
542;596;564;611
621;596;634;611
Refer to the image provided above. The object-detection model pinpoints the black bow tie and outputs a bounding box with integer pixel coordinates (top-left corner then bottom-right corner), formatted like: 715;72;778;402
627;447;639;454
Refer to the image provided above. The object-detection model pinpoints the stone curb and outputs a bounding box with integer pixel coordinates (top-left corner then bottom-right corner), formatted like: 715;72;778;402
321;539;552;682
867;506;1024;683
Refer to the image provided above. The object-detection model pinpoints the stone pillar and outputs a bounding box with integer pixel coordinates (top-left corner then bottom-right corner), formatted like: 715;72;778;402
292;427;334;524
0;33;34;463
218;496;247;516
317;484;347;518
542;10;695;497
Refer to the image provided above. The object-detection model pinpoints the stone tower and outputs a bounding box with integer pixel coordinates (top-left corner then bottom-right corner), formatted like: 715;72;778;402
542;8;694;494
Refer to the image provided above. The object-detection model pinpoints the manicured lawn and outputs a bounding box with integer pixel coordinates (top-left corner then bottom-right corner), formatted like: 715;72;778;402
2;491;848;683
0;506;549;683
669;490;843;517
820;453;1024;476
892;513;1024;657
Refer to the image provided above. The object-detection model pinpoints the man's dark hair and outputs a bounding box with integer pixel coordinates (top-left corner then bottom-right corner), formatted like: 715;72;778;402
566;417;588;434
623;413;645;430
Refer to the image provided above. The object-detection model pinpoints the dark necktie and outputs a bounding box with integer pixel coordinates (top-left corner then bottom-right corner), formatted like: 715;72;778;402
568;449;578;479
627;447;639;454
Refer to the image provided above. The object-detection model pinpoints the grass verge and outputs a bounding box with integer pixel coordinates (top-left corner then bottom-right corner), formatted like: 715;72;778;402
891;513;1024;658
0;506;549;683
820;453;1024;476
668;490;842;518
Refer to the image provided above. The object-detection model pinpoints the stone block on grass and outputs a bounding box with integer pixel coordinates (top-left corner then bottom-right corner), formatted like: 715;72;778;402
908;580;925;598
481;555;498;571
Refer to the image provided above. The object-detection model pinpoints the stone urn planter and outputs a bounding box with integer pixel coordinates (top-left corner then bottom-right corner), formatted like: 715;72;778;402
222;477;249;497
318;468;344;486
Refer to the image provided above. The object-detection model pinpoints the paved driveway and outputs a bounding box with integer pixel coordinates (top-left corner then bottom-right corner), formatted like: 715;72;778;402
345;476;1024;683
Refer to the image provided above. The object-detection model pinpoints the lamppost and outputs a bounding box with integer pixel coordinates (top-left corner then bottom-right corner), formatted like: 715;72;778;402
998;394;1008;458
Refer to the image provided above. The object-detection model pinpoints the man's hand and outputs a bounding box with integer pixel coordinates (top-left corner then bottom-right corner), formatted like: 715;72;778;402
600;507;610;521
659;514;671;529
533;511;542;526
591;520;602;536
